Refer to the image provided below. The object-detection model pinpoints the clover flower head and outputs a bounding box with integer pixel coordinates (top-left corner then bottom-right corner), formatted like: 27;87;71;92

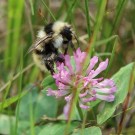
47;48;117;118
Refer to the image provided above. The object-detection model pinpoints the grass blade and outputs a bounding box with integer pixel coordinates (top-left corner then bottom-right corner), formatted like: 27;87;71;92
85;0;91;38
4;0;24;69
87;0;108;55
105;0;127;52
41;0;56;21
65;0;78;22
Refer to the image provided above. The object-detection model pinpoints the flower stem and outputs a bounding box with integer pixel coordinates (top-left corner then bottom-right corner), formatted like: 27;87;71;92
76;101;83;120
64;87;79;135
81;111;87;134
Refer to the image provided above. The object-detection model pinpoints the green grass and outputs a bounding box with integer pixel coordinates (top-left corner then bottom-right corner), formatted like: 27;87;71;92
85;0;91;38
0;0;135;134
4;0;24;69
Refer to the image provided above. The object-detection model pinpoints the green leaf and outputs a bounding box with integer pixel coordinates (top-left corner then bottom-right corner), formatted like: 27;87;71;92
16;86;39;121
72;126;102;135
97;63;134;124
17;121;30;135
38;123;66;135
34;90;58;120
90;99;101;108
41;75;55;88
17;121;42;135
0;90;28;110
41;75;57;94
0;114;15;135
17;86;58;122
38;122;79;135
16;85;58;134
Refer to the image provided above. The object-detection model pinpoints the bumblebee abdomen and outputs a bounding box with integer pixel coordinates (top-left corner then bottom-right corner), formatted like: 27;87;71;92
32;52;46;71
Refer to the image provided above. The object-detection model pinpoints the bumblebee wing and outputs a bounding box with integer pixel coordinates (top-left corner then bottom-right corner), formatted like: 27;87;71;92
27;33;53;54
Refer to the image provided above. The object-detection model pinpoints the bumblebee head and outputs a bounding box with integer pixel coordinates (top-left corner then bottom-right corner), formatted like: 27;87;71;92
59;24;80;51
44;21;79;50
60;26;72;44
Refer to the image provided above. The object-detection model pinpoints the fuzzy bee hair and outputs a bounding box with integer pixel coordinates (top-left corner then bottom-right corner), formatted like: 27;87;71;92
30;21;76;74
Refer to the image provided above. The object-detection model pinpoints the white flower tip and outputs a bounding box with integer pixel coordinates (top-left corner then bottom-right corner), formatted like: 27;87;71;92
105;58;109;65
80;103;89;109
101;58;109;70
64;103;70;119
76;48;81;52
47;88;53;96
108;95;115;102
93;56;98;61
111;86;117;93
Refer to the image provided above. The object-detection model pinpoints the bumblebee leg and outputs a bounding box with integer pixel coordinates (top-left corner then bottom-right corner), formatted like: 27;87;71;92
43;53;58;74
70;41;75;51
55;54;65;63
44;59;54;75
64;41;75;55
64;47;68;55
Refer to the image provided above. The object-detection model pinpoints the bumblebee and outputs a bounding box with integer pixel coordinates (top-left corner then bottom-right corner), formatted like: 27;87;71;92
29;21;78;74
